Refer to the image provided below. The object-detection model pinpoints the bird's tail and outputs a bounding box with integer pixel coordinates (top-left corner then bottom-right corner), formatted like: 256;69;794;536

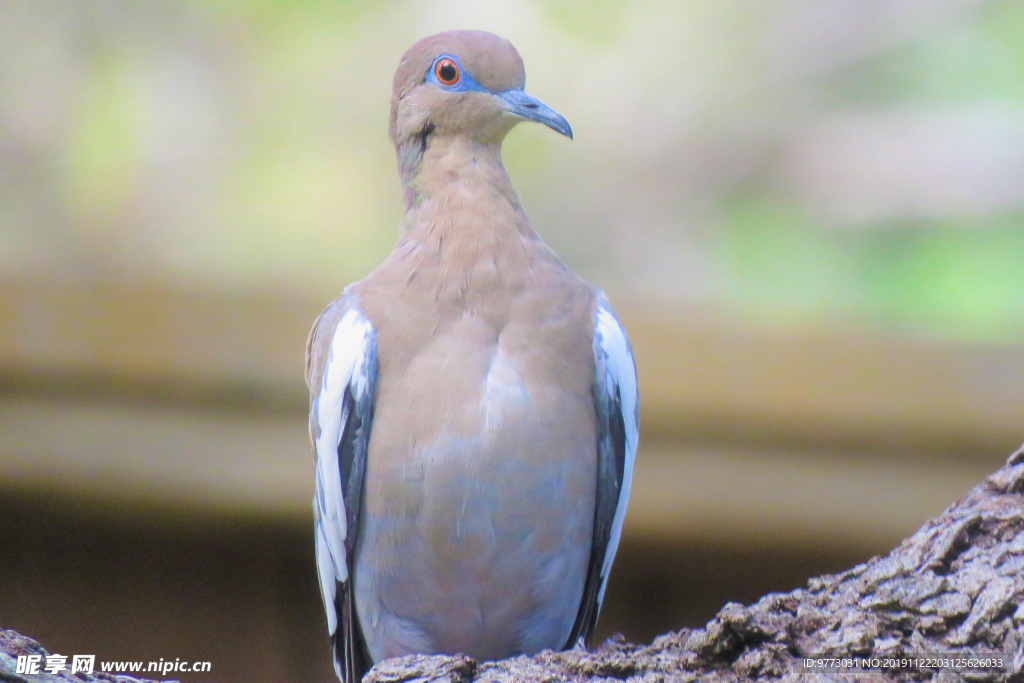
333;581;372;682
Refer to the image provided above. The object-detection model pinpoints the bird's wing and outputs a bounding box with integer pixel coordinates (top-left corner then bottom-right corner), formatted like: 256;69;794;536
306;290;377;683
566;293;639;648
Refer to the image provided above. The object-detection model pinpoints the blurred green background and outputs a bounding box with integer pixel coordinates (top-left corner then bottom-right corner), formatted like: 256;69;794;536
4;0;1024;340
1;1;1022;682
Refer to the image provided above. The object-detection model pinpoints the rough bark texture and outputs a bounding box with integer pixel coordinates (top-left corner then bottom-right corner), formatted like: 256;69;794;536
2;449;1023;683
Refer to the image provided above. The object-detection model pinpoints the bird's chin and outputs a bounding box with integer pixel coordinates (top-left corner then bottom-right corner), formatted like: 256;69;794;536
489;112;527;139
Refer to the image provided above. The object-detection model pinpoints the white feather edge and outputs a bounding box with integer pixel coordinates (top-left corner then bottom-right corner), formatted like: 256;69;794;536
313;306;375;636
594;295;638;604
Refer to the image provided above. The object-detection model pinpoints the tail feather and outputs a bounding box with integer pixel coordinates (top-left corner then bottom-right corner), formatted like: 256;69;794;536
333;579;372;682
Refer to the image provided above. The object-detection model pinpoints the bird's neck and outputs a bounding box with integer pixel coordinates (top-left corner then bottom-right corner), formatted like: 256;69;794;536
397;134;536;248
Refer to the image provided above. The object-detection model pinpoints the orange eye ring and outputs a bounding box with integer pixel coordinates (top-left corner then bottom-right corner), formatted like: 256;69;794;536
435;58;460;85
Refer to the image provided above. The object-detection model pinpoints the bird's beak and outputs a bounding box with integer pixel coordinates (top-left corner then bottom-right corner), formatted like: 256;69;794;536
498;89;573;140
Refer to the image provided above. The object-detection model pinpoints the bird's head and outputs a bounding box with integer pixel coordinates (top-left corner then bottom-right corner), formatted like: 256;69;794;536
389;30;572;152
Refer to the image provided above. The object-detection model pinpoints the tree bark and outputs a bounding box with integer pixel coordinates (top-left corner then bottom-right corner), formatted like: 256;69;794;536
2;449;1022;683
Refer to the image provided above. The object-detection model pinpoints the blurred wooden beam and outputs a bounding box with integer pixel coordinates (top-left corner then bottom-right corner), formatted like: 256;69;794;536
1;278;1021;455
1;278;1018;547
625;310;1024;455
630;440;998;549
0;394;1001;549
0;279;307;396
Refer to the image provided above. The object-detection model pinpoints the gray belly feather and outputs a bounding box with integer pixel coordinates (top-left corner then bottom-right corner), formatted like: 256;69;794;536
353;345;596;663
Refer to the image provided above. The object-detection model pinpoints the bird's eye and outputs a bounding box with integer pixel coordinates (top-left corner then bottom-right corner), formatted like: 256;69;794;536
435;58;459;85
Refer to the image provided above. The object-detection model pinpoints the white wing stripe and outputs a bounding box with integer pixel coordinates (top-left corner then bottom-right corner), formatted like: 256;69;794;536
314;307;375;617
595;297;639;603
315;525;339;633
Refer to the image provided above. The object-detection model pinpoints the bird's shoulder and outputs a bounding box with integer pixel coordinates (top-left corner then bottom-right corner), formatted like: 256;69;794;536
305;288;374;396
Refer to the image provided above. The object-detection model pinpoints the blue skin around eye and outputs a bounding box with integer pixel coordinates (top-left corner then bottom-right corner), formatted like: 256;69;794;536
424;54;491;93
